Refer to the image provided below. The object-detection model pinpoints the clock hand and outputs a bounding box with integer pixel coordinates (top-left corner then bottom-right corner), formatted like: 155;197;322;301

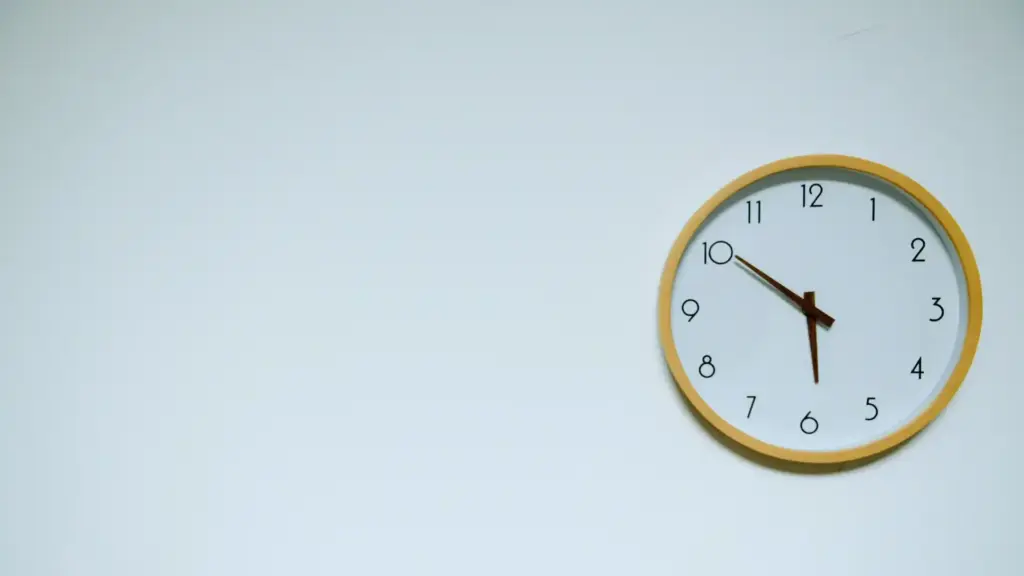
804;291;820;384
734;255;835;328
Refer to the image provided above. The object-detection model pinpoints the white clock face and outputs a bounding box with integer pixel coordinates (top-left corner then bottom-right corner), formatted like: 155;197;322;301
667;166;970;453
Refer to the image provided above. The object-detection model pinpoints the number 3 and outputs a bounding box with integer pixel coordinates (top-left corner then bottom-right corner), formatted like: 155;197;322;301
930;297;944;322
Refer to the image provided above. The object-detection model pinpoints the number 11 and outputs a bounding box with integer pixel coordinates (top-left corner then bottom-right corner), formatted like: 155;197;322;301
746;200;761;224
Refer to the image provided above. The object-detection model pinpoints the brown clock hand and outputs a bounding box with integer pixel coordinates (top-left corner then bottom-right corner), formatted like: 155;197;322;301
734;255;835;328
804;291;820;383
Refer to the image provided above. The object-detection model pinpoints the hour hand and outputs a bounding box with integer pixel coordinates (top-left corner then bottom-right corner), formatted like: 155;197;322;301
735;255;834;328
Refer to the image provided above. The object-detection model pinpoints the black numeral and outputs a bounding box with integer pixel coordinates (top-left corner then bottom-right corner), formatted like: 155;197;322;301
698;355;715;378
800;411;819;435
801;183;823;208
702;240;734;265
930;297;944;322
680;298;700;322
870;197;876;221
911;357;923;379
911;237;926;262
746;395;756;418
865;397;878;421
746;200;761;223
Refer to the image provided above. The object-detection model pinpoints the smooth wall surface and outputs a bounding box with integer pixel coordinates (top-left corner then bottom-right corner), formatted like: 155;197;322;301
2;1;1022;574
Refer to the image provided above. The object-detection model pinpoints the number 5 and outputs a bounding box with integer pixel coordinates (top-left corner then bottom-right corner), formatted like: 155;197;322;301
865;397;878;421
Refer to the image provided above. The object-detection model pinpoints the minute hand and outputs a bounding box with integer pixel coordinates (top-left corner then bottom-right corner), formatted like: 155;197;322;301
735;255;835;328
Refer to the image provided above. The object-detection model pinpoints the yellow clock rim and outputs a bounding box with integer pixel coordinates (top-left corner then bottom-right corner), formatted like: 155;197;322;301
657;154;984;466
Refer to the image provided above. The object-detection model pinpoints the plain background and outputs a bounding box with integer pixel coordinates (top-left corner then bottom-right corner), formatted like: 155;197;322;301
2;1;1022;574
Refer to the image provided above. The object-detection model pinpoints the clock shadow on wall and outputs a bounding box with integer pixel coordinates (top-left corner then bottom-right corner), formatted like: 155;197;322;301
655;155;981;475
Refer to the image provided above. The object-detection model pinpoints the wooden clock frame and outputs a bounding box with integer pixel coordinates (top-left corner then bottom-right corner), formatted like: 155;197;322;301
657;154;983;467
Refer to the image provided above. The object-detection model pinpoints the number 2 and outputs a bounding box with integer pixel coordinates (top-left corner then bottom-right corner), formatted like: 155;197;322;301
911;237;926;262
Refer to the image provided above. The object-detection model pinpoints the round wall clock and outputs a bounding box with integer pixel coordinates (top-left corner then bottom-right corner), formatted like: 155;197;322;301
657;154;982;466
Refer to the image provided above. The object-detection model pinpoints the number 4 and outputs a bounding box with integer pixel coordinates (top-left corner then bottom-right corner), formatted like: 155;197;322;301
911;357;923;379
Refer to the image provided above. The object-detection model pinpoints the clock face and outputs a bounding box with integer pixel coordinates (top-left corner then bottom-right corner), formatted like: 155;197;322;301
659;156;981;463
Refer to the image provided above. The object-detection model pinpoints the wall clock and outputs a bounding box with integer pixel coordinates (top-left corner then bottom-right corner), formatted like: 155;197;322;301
657;154;982;466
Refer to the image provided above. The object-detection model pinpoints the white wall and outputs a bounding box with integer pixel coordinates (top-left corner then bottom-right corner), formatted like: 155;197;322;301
2;1;1022;574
